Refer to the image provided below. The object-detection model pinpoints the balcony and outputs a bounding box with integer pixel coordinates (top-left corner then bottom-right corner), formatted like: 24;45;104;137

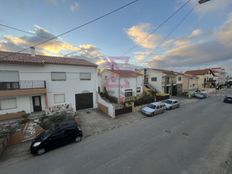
0;80;47;97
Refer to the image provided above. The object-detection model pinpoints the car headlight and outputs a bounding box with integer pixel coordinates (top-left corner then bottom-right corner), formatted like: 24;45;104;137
33;142;41;147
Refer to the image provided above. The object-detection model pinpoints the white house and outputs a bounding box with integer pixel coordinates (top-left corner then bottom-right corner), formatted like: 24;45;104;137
211;67;226;86
144;68;178;95
0;51;98;116
99;69;144;103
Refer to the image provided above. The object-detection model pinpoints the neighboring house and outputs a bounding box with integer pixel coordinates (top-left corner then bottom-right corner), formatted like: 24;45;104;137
0;51;98;116
144;68;178;96
211;67;226;86
176;73;199;95
185;69;216;88
99;69;144;103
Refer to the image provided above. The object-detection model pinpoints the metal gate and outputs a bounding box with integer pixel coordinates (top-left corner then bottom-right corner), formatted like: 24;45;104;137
75;93;93;110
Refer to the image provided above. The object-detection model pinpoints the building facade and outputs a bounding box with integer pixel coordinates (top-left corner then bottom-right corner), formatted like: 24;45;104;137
0;51;98;116
99;69;144;103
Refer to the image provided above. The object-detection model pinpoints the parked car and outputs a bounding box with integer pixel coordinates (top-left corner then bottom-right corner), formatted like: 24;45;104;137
195;89;208;97
194;92;207;99
141;102;165;117
224;95;232;103
30;120;83;155
161;99;180;110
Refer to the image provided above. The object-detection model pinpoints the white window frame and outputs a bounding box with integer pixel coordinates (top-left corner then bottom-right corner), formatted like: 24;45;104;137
51;72;66;81
136;87;141;93
80;72;91;80
54;94;65;104
0;98;17;110
125;89;133;97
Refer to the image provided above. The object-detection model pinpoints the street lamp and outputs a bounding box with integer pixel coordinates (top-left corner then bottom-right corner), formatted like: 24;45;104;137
199;0;211;4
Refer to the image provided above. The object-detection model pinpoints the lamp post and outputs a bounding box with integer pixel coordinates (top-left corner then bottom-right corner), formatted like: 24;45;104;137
198;0;211;4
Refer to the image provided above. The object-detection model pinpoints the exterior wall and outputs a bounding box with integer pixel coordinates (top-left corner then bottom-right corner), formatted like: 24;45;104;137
0;63;97;114
100;70;144;100
146;70;164;92
0;95;46;115
182;76;198;92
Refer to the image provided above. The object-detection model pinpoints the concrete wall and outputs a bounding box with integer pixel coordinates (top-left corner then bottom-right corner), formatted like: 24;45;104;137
146;69;164;92
0;64;97;114
97;94;115;118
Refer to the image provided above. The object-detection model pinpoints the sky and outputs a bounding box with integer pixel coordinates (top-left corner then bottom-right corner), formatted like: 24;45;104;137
0;0;232;75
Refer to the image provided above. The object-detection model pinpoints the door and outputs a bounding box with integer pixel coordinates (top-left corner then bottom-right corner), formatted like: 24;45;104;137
32;96;42;112
47;130;65;149
63;129;77;143
75;93;93;110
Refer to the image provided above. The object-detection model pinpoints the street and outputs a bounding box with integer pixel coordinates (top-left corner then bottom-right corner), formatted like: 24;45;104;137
0;89;232;174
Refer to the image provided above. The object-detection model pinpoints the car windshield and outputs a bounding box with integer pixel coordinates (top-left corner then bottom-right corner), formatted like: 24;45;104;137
147;104;156;109
163;100;172;104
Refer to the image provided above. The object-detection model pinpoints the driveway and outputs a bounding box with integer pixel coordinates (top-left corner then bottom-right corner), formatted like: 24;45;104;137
1;89;232;174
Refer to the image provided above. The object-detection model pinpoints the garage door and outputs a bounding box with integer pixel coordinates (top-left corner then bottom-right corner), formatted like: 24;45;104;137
75;93;93;110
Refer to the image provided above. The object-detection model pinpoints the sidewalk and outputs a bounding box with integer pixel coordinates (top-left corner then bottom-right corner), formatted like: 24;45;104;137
77;109;144;137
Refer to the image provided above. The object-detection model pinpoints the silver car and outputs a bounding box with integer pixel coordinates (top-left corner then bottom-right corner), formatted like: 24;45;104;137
141;102;166;117
161;99;180;110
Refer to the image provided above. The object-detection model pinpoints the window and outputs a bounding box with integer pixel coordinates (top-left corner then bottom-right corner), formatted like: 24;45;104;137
54;94;65;104
80;72;91;80
51;72;66;81
136;87;141;93
0;98;17;110
125;89;133;97
0;71;19;82
151;77;157;82
178;77;182;81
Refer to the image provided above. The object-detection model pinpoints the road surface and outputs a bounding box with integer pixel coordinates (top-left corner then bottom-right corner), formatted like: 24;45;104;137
1;89;232;174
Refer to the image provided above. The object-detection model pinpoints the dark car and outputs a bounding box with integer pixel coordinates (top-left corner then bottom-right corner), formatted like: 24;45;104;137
30;120;82;155
224;95;232;103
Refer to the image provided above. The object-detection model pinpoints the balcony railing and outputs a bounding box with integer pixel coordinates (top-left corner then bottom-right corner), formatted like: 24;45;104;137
0;80;46;90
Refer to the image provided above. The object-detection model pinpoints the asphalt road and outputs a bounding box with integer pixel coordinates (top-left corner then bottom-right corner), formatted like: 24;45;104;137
1;89;232;174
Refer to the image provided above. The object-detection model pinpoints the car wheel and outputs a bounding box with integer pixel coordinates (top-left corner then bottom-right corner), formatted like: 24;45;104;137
75;136;82;143
37;148;46;155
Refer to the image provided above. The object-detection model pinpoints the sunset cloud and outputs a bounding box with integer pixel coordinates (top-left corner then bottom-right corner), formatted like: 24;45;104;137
147;13;232;74
0;25;103;60
126;23;159;49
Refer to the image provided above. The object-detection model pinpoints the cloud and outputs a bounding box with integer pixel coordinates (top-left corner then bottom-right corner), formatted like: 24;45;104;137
190;29;202;37
134;51;150;64
0;25;103;60
70;1;79;12
147;13;232;74
126;23;159;49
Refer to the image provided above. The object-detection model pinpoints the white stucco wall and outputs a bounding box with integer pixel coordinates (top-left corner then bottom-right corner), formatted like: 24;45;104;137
0;63;97;114
146;70;164;92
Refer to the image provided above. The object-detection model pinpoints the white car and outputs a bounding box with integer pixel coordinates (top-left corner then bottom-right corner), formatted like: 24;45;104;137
162;99;180;110
141;102;166;117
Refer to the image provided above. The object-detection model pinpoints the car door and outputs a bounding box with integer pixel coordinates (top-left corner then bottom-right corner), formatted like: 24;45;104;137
63;128;77;143
46;129;65;149
172;101;177;108
156;105;161;114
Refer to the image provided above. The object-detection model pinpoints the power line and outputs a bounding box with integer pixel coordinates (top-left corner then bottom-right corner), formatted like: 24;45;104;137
0;23;53;39
64;0;192;58
0;23;33;35
0;0;139;59
122;0;192;56
143;5;195;64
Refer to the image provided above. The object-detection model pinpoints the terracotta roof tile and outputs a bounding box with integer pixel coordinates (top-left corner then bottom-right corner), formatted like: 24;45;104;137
0;51;97;67
109;69;143;77
185;69;215;76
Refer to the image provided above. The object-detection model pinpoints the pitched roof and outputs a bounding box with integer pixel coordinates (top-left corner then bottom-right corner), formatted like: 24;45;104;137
147;68;178;75
108;69;143;77
185;69;215;76
0;51;97;67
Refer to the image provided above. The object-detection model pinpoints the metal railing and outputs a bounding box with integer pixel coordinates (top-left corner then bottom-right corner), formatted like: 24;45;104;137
0;80;46;90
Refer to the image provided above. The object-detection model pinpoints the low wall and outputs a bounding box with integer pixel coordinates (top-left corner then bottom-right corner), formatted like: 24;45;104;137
0;134;10;156
97;94;115;118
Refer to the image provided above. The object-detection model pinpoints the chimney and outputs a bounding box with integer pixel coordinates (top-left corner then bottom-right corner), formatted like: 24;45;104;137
30;46;35;56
